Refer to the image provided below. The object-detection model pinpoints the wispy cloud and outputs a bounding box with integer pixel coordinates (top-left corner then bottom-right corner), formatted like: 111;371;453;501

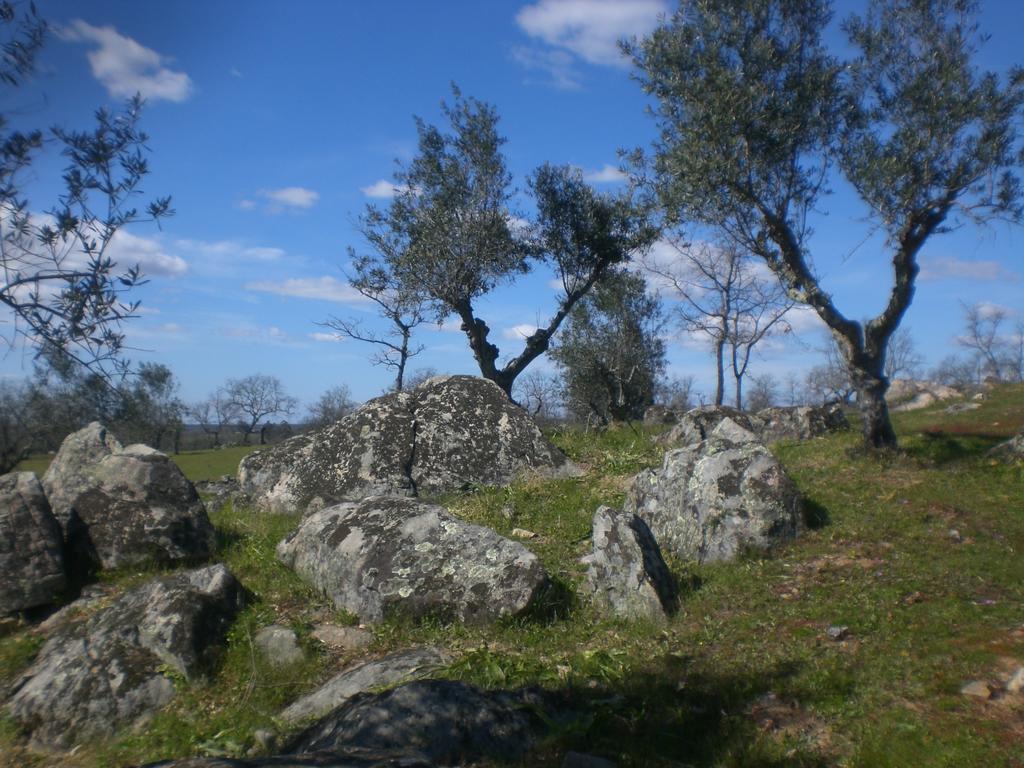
510;46;581;90
919;255;1019;283
57;20;192;102
309;331;342;343
245;276;368;304
582;163;626;183
259;186;319;211
176;239;285;262
107;230;188;276
515;0;667;68
360;179;408;199
502;323;539;341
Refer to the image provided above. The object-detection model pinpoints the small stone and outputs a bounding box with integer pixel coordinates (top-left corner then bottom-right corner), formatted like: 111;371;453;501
948;529;962;542
253;728;276;752
311;623;373;651
512;527;538;539
254;625;303;666
826;625;849;641
1006;667;1024;694
960;680;992;699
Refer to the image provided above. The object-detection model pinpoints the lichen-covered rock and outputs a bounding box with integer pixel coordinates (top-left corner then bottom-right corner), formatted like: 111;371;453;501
989;431;1024;464
625;418;802;564
7;564;244;750
277;496;548;624
255;625;304;667
0;472;66;613
752;403;848;443
658;406;755;446
582;506;676;621
886;379;961;411
66;444;216;570
286;680;550;765
41;421;122;526
239;375;576;514
281;647;449;724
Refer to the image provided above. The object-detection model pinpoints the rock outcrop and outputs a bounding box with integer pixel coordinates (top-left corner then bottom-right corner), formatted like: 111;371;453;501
280;647;449;724
41;421;122;526
625;418;802;564
238;375;575;514
886;379;961;412
139;751;436;767
286;680;550;766
658;406;753;447
752;403;848;443
582;506;676;621
277;496;548;625
0;472;66;614
7;564;244;749
989;431;1024;464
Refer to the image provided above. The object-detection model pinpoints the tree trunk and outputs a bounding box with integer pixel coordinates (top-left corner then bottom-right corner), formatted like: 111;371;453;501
714;338;725;406
734;374;743;411
848;355;898;449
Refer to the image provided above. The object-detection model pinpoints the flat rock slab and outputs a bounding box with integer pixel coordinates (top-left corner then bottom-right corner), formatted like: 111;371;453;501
7;564;244;750
0;472;66;614
277;496;548;625
281;647;449;724
286;679;549;765
582;506;676;621
626;418;802;564
238;375;576;514
139;751;435;767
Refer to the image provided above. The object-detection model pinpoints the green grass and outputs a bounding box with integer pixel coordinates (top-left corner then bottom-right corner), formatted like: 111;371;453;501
14;443;261;482
2;389;1022;767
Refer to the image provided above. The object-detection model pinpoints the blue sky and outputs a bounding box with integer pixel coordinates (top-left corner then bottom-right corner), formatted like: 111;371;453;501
2;0;1021;412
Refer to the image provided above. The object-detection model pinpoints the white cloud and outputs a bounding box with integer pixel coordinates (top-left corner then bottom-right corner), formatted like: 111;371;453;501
57;20;192;102
360;179;407;199
510;46;581;90
309;331;343;343
919;255;1019;283
245;276;368;304
259;187;319;210
515;0;667;67
582;164;626;184
237;199;256;211
107;230;188;276
975;301;1016;319
502;323;539;340
176;239;285;262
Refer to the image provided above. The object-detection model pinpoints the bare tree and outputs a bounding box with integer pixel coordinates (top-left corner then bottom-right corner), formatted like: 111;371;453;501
320;253;428;391
655;373;697;412
745;373;778;412
958;302;1011;381
646;237;792;407
804;337;856;405
225;375;297;445
307;384;357;429
188;389;240;448
513;370;563;423
884;326;924;381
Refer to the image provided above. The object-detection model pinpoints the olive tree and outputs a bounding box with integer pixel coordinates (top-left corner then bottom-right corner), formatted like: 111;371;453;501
629;0;1024;448
0;6;171;375
225;374;297;445
359;88;657;397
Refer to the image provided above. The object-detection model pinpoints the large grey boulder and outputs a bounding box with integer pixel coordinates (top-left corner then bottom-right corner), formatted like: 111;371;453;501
277;496;548;625
658;406;755;446
886;379;961;412
286;680;549;765
281;647;449;724
0;472;66;613
42;424;215;570
751;403;848;443
625;418;802;564
582;506;676;621
239;375;576;514
41;421;122;526
67;444;216;570
7;564;244;749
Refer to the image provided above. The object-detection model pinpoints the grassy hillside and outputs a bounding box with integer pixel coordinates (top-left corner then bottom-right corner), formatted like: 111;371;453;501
1;386;1022;767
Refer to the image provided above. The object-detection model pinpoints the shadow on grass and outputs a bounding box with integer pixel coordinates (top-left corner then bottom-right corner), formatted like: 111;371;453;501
550;657;833;767
802;498;831;530
903;430;1004;465
518;575;580;625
